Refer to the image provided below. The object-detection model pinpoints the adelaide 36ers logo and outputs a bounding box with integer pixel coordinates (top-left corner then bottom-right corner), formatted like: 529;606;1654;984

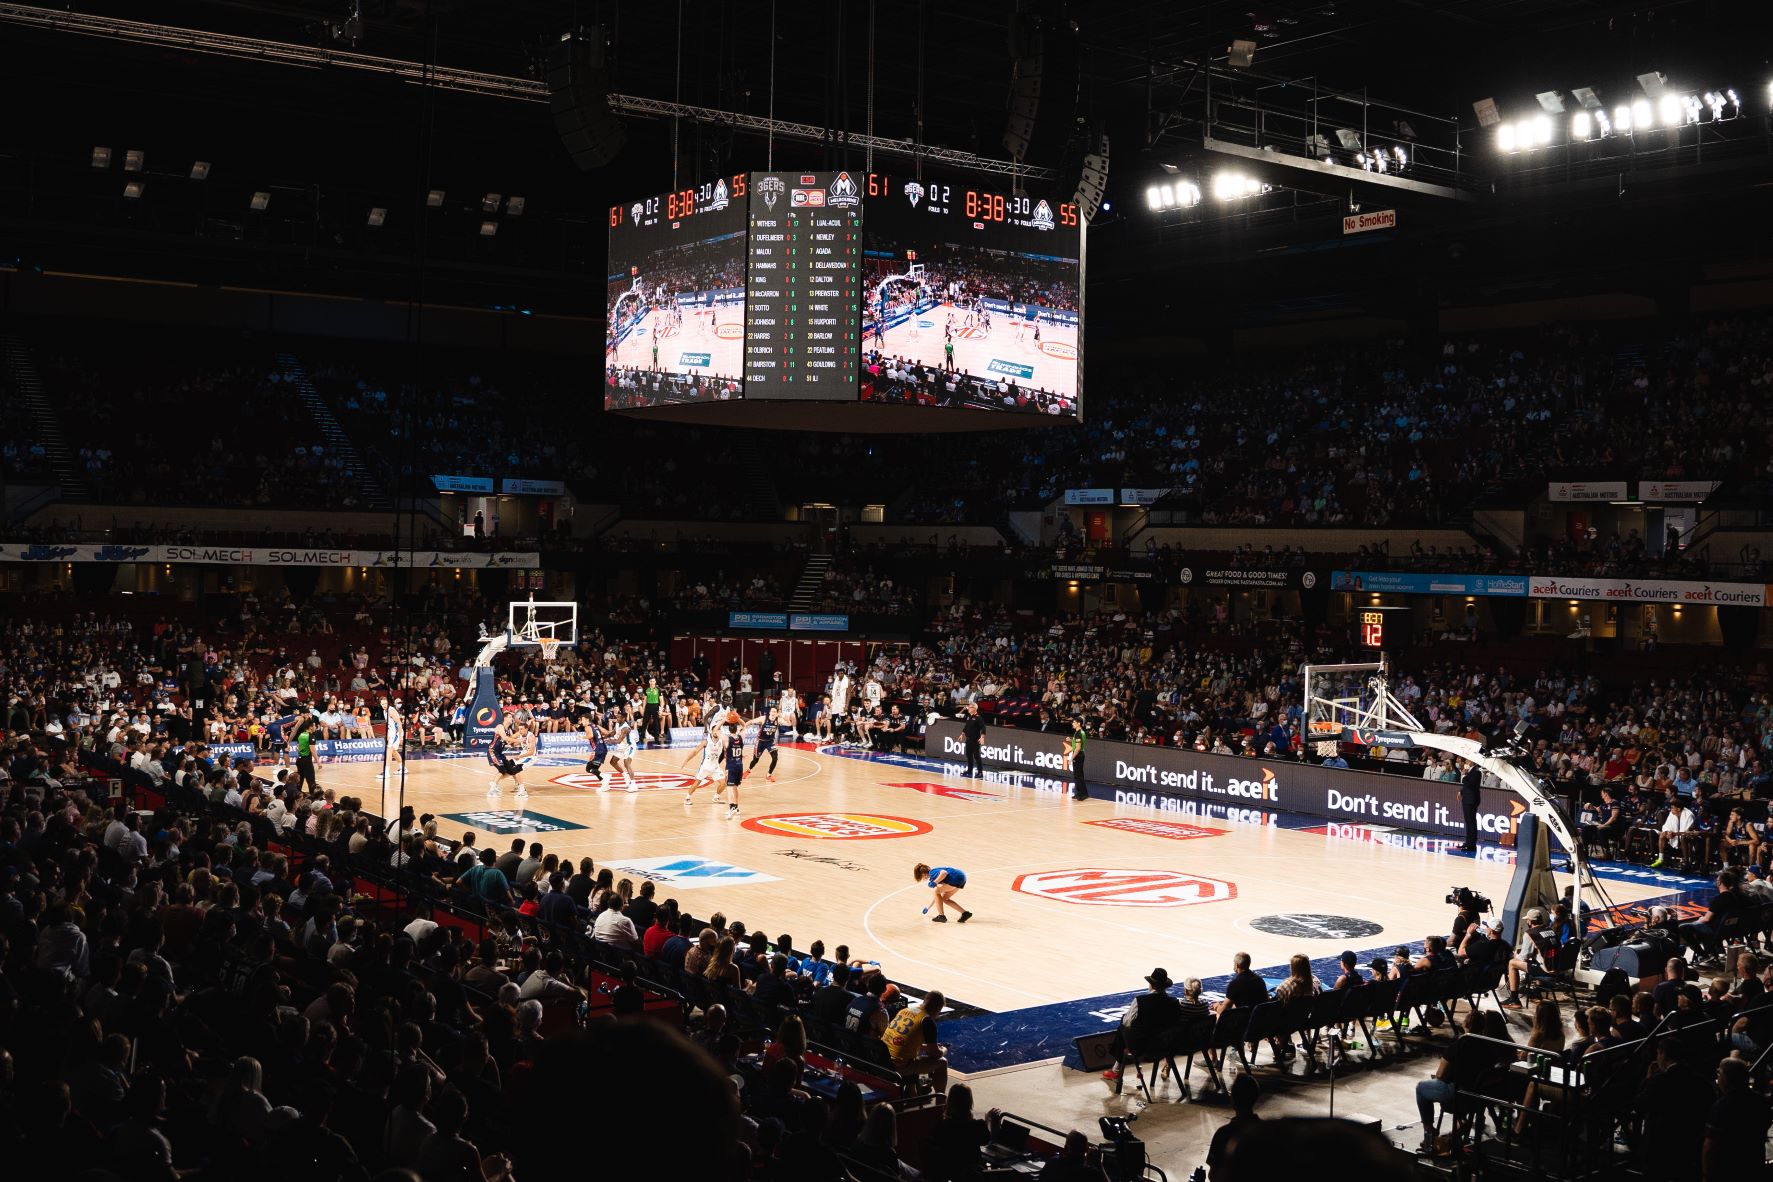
740;813;932;840
549;770;698;793
1013;868;1236;908
758;176;784;210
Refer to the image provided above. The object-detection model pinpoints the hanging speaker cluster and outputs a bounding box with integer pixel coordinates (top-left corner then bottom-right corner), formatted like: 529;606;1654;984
1073;132;1110;222
1002;7;1080;168
548;28;626;171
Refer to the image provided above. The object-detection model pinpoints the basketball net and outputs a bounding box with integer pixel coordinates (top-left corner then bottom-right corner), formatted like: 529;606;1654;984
538;637;561;662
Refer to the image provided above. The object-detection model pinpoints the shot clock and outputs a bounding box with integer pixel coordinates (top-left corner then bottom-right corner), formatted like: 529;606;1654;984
1357;606;1410;652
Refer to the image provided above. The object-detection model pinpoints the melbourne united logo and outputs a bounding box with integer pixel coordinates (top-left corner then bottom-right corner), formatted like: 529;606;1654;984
629;202;643;225
904;182;925;208
1031;200;1055;230
758;176;784;210
711;179;729;211
829;171;860;207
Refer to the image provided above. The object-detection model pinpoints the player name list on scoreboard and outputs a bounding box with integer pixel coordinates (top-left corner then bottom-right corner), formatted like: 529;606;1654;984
743;171;862;401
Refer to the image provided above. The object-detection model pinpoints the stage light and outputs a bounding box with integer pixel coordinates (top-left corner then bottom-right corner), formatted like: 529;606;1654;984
1335;128;1363;149
427;189;446;207
1636;71;1668;100
1683;94;1702;123
479;221;498;236
1658;94;1682;126
1393;145;1408;166
91;146;111;169
1211;171;1264;200
1614;105;1632;133
506;196;525;216
1632;99;1652;130
1595;109;1612;135
1724;88;1738;113
1101;200;1111;211
1571;111;1592;139
1530;114;1552;146
189;161;210;180
250;191;270;211
123;149;145;172
1372;152;1387;173
1305;133;1332;159
481;192;501;213
1572;87;1601;110
367;207;387;227
1472;97;1501;127
1145;186;1161;211
1496;124;1516;152
122;181;143;199
1535;90;1566;113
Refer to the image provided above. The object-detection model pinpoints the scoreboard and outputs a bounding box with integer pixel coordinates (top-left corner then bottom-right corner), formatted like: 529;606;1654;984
605;170;1083;417
744;171;863;400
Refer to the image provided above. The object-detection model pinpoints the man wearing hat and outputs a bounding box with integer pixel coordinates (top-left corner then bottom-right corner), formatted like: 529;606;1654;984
1741;865;1773;903
1104;968;1182;1085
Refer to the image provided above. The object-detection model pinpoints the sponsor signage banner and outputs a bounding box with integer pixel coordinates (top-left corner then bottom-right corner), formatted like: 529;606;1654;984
1342;208;1397;234
726;611;850;632
1063;488;1116;505
1179;567;1320;590
926;720;1522;841
1548;481;1628;502
1330;571;1528;597
1118;488;1172;506
1640;480;1718;501
501;478;568;496
431;474;496;493
0;543;541;569
1527;576;1765;606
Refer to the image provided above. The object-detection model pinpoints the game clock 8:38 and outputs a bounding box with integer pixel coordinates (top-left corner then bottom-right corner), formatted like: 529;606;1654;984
609;173;749;227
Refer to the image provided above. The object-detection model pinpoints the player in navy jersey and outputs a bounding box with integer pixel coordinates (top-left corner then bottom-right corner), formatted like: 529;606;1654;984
720;716;749;819
486;717;530;801
746;707;782;783
914;862;973;924
581;711;609;777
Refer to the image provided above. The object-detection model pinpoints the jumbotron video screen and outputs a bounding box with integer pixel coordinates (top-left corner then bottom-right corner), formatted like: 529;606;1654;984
861;174;1081;417
604;175;749;410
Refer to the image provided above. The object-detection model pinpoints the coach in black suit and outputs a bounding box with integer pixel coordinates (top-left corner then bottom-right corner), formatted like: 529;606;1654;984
1460;761;1484;852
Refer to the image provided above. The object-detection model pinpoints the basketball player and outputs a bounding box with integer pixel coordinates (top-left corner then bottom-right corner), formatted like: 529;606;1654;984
680;716;729;805
746;708;782;783
581;710;608;777
779;683;801;739
604;709;638;791
719;714;749;819
486;718;527;801
914;862;973;923
1032;315;1042;348
378;697;404;783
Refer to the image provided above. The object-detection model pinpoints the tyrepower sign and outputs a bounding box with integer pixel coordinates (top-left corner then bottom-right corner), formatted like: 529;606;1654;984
1342;208;1397;234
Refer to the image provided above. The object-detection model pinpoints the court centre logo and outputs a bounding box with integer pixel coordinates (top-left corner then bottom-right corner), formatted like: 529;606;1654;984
606;857;780;890
547;770;699;793
740;813;933;840
1012;868;1236;908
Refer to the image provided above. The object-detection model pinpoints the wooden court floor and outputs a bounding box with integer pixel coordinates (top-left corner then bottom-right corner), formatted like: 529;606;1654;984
329;742;1670;1014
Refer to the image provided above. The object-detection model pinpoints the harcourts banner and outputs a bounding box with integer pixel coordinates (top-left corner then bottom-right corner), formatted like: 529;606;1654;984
1331;571;1528;597
1527;576;1766;607
925;720;1522;841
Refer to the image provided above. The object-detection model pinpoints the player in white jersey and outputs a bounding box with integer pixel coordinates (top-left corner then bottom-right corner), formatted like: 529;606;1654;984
603;710;638;790
680;711;733;805
778;686;800;739
378;697;404;782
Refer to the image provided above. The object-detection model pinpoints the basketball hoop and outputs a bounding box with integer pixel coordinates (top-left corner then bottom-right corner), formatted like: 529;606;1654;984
538;637;562;662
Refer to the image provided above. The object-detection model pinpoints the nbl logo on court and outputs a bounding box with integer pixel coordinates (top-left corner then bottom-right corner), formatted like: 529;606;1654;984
758;176;784;210
904;182;925;208
828;171;860;207
1031;200;1055;230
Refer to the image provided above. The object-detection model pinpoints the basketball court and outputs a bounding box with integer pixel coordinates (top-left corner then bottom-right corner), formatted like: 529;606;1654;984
606;305;745;380
868;297;1079;409
333;740;1697;1054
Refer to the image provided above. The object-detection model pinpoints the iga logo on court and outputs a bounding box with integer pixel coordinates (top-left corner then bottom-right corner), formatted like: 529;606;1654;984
1013;868;1236;908
740;813;933;840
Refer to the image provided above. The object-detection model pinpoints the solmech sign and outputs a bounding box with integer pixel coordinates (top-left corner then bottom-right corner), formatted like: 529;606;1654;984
928;720;1521;842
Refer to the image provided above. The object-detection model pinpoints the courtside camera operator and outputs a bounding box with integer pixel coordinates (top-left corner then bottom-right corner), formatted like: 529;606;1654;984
1447;886;1492;946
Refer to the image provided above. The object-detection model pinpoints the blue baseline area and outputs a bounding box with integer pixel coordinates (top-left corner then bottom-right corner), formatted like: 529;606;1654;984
809;744;1720;1072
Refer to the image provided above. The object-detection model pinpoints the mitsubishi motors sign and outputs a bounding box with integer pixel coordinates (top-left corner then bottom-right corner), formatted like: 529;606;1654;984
1342;208;1397;234
1527;576;1765;607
